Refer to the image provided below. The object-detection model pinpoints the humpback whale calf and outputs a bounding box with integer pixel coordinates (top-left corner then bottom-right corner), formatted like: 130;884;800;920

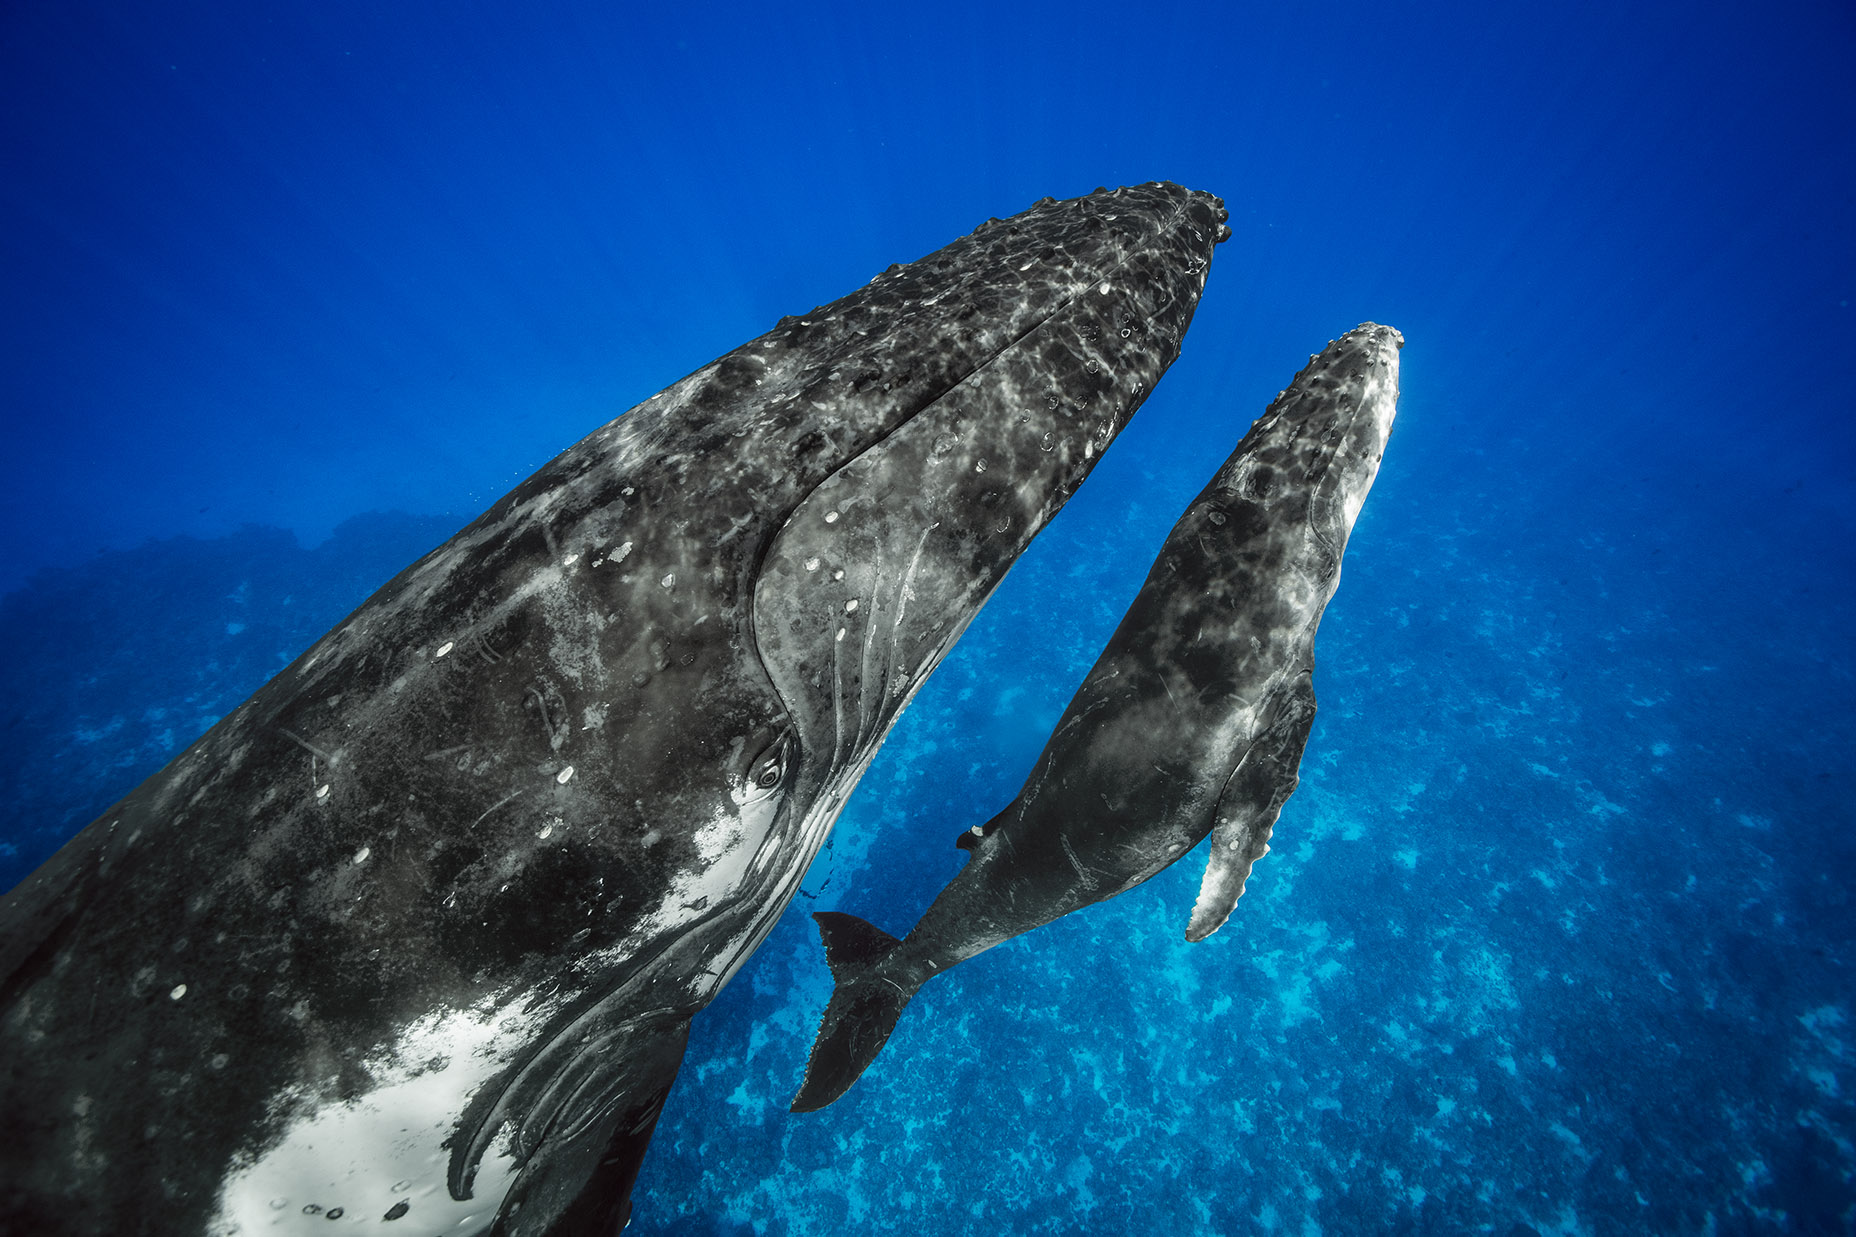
791;322;1403;1113
0;183;1228;1235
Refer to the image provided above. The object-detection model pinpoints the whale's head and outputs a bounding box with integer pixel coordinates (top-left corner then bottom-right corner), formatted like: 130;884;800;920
467;181;1232;1235
181;185;1230;1237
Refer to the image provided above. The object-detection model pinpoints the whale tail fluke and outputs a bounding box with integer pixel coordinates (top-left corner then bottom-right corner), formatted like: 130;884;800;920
791;911;919;1113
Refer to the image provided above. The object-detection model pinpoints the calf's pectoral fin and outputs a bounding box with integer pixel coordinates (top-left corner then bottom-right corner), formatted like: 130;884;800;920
1185;676;1318;943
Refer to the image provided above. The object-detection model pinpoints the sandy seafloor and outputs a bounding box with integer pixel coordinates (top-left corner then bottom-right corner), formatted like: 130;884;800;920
2;0;1853;1233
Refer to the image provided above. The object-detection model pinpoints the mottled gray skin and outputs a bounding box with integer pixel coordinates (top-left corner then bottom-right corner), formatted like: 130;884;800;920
792;323;1401;1113
0;183;1228;1237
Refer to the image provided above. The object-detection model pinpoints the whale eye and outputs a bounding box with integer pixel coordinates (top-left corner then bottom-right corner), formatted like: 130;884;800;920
743;732;794;797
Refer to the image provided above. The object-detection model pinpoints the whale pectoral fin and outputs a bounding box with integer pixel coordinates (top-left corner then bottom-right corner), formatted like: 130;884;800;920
514;1060;678;1237
1186;676;1318;943
472;1010;692;1237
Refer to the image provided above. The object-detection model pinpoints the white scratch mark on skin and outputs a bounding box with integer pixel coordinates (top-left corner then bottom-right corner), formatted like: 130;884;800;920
855;541;886;753
278;729;336;765
831;631;847;764
471;790;526;830
886;523;939;704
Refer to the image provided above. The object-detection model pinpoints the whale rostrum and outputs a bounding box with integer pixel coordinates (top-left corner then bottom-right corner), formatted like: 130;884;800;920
791;322;1403;1114
0;183;1229;1236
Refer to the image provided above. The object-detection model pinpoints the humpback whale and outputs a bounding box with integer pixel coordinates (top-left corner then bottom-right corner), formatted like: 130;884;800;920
791;322;1402;1113
0;183;1228;1236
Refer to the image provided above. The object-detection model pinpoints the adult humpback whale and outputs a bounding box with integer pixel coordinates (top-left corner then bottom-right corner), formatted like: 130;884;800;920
791;323;1402;1113
0;183;1228;1236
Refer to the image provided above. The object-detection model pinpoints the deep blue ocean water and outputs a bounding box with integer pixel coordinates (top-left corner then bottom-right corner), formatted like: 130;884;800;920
2;1;1852;1232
